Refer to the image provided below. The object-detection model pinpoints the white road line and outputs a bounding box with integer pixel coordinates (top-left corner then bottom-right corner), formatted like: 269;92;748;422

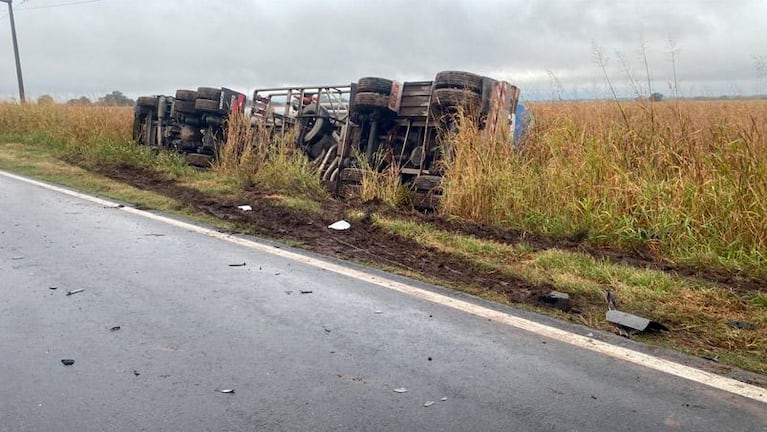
2;169;765;404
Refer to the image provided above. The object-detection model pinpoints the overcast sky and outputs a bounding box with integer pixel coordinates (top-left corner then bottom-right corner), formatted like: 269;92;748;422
1;0;766;101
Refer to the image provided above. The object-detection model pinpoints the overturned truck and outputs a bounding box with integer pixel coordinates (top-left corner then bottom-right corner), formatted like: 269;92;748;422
251;71;520;208
133;71;520;208
132;87;246;166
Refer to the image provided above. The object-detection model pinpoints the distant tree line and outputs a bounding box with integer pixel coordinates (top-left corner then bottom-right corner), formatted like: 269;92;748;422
34;91;135;107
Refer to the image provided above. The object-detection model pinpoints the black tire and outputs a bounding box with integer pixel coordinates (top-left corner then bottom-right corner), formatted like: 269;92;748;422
196;87;222;100
136;96;158;108
175;89;197;101
300;105;330;145
434;71;483;94
352;92;391;113
340;167;367;183
413;175;442;191
431;88;481;113
194;98;222;113
357;77;393;95
174;99;196;114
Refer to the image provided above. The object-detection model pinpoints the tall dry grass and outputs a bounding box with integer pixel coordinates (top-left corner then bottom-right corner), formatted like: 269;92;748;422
441;99;767;275
214;113;326;196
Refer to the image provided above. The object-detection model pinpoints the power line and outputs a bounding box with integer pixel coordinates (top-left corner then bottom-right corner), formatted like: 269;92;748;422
16;0;102;10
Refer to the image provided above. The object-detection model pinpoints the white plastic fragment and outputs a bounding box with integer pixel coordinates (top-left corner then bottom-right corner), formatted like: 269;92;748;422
440;397;447;401
218;389;235;393
328;220;351;231
424;401;435;407
237;205;253;211
393;387;408;393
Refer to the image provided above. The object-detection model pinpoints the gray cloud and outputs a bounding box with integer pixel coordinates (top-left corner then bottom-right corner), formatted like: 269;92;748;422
1;0;765;101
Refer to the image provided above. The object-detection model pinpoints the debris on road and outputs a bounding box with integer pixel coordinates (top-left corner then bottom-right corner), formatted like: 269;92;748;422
393;387;408;393
324;328;332;333
66;289;84;296
237;205;253;211
328;220;351;231
440;397;448;401
374;310;383;314
61;359;75;366
299;290;313;294
218;389;235;394
104;204;125;209
606;310;669;332
109;326;121;332
728;320;758;330
11;256;24;260
228;262;246;267
540;291;572;312
48;286;57;290
424;401;435;407
133;370;140;376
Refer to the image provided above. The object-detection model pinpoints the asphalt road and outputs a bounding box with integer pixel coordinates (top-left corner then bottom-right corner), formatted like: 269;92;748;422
1;172;765;432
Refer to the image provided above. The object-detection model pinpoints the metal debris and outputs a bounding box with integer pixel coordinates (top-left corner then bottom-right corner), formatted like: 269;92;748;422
424;401;434;407
109;326;121;332
606;310;669;332
228;262;246;267
299;290;313;294
328;220;351;231
61;359;75;366
728;320;758;330
218;389;235;394
393;388;408;393
540;291;572;312
237;205;253;211
66;289;84;296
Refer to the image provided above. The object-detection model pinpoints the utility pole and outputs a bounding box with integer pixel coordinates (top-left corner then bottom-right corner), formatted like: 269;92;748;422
2;0;25;103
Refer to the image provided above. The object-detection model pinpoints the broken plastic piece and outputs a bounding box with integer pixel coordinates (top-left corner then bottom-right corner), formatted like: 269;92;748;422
728;320;758;330
540;291;571;312
424;401;435;407
237;205;253;211
229;262;246;267
218;389;235;394
61;359;75;366
66;289;84;296
606;310;669;332
328;220;351;230
299;290;313;294
393;387;408;393
440;397;448;401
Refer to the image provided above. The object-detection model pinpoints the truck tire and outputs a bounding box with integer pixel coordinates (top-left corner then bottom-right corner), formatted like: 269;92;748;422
434;71;483;94
136;96;158;108
339;167;367;183
300;105;330;145
175;89;197;101
432;88;481;113
352;92;391;113
194;98;222;113
357;77;393;95
413;175;442;191
174;99;196;114
196;87;222;100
